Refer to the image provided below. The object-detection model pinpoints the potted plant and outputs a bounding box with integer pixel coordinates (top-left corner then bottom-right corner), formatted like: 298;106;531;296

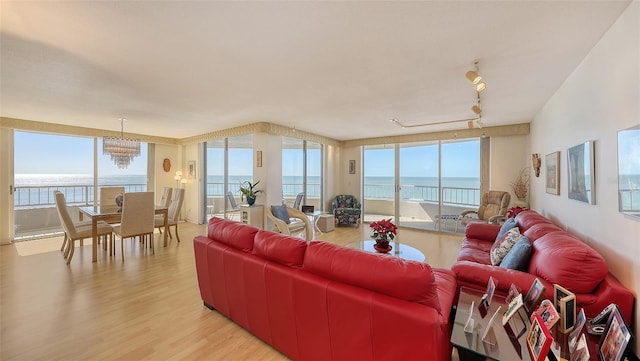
239;180;262;206
369;218;398;253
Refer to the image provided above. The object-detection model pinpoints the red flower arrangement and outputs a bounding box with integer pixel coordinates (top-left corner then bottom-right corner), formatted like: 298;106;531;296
370;218;398;242
507;206;528;218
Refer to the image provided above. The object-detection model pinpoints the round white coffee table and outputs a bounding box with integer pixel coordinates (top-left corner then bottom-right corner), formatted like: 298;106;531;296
346;240;425;262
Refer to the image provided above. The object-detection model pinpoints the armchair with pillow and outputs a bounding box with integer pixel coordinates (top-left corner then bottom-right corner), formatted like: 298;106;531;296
266;205;313;241
459;190;510;227
332;194;361;226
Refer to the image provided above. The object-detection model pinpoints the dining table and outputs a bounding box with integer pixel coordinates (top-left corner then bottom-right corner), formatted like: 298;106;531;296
78;204;169;262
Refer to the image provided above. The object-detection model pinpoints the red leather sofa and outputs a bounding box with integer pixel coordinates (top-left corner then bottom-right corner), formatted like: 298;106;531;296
452;210;634;323
194;217;458;360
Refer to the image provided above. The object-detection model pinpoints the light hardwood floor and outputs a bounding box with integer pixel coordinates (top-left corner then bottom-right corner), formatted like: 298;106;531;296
1;221;462;360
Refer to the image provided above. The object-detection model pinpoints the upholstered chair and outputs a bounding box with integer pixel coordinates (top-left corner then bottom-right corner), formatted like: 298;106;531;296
113;192;156;261
332;195;362;226
460;190;511;226
99;186;125;206
54;191;113;264
154;188;185;242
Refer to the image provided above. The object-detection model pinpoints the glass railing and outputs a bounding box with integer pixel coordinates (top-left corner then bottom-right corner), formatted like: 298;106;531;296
14;184;147;208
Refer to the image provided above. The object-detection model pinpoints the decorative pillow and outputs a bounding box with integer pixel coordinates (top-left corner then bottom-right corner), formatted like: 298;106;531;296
496;217;517;241
270;205;290;224
490;227;522;265
499;236;532;271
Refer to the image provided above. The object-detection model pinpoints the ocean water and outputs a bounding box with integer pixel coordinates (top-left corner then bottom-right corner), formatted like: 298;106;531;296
15;173;480;207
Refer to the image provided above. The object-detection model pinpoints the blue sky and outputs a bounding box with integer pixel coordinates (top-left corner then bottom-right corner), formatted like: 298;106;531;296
15;131;477;178
364;140;480;178
14;131;148;175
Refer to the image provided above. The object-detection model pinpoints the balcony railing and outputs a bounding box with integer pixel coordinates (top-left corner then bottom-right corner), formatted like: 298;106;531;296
365;184;480;206
14;184;147;208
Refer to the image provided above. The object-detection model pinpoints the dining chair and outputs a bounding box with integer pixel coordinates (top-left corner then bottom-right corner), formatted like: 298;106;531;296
100;186;125;206
54;191;113;264
112;192;156;261
224;191;241;221
158;187;173;208
154;188;185;242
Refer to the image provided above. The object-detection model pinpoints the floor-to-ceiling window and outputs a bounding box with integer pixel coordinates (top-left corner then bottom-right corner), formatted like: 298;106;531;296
13;131;148;240
204;135;253;220
282;137;323;210
363;138;481;233
363;144;396;224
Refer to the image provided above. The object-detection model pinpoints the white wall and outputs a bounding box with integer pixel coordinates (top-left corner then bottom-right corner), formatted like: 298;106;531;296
530;1;639;353
491;135;530;206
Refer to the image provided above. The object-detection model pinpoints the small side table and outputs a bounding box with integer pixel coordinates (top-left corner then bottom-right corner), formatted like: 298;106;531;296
240;204;263;228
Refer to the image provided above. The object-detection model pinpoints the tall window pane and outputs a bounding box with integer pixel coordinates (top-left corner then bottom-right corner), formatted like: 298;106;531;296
228;135;254;196
205;139;225;218
13;131;93;239
399;141;439;228
306;141;322;209
283;137;304;205
363;145;395;224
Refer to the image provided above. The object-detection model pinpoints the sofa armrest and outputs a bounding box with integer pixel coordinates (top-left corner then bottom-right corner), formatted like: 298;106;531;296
464;222;501;242
588;273;635;322
452;261;543;296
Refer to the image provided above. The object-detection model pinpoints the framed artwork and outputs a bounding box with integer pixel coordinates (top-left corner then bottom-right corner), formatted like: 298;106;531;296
256;151;263;167
524;278;546;313
617;125;640;219
534;299;559;329
526;313;553;361
545;152;560;195
567;141;595;204
187;160;196;179
553;283;573;310
559;294;576;333
598;305;632;361
349;160;356;174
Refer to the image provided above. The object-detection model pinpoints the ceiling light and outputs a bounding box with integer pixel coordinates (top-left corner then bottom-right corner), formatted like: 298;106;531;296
465;70;482;85
467;60;486;92
102;118;141;169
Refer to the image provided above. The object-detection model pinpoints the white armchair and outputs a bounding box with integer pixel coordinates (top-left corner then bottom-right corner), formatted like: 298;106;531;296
266;205;313;241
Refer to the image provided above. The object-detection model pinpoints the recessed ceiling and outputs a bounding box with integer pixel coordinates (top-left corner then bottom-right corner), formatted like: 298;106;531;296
0;1;631;141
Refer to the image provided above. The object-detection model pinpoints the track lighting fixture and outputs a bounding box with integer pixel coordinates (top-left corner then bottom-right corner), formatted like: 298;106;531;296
389;60;487;130
467;60;486;92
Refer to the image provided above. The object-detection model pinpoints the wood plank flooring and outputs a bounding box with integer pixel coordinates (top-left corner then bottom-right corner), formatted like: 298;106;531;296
1;221;462;360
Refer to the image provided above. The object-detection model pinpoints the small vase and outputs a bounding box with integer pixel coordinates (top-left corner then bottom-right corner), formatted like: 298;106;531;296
373;239;392;253
247;196;256;206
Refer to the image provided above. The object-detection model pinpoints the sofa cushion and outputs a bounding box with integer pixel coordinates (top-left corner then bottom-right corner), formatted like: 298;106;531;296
522;223;564;243
496;217;517;240
528;233;608;294
271;205;291;224
304;241;440;310
499;236;532;271
515;210;554;233
253;230;307;267
490;227;522;265
207;217;257;252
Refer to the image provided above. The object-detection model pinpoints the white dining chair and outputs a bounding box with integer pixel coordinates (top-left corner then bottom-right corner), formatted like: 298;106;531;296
112;192;156;261
155;188;185;242
100;186;125;206
158;187;173;208
54;191;113;264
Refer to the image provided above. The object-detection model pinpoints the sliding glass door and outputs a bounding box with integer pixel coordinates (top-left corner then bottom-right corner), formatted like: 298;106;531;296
363;138;481;233
282;137;323;210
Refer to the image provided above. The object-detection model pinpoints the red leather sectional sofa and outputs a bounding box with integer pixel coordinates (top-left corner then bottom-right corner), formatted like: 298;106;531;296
452;210;635;323
194;217;458;360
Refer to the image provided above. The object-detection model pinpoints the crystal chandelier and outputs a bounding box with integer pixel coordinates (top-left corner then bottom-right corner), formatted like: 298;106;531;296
103;118;141;169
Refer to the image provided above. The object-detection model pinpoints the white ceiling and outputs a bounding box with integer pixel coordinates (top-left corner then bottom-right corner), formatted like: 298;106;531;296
0;1;631;141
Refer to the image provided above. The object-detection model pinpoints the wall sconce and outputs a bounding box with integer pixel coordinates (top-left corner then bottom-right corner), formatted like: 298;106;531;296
174;171;183;187
532;153;541;177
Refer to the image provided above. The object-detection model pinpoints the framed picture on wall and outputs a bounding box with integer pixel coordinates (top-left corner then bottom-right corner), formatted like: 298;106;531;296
349;160;356;174
187;160;196;179
545;152;560;195
567;141;595;204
